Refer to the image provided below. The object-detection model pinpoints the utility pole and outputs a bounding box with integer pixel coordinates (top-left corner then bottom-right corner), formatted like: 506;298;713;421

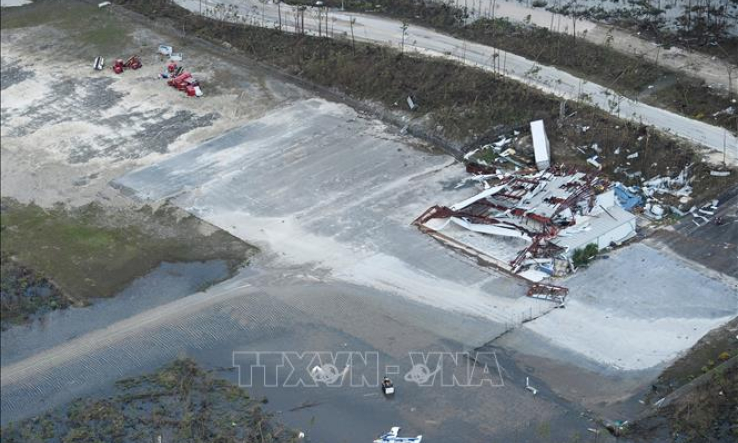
401;21;409;54
277;0;282;30
350;17;356;54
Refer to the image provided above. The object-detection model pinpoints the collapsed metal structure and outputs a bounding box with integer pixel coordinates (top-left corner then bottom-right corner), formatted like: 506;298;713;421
414;166;615;279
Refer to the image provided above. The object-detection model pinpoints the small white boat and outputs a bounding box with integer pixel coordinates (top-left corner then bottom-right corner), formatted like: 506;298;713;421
373;427;422;443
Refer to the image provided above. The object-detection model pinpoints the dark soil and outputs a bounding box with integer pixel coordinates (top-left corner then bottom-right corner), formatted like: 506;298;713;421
0;358;298;443
0;253;69;329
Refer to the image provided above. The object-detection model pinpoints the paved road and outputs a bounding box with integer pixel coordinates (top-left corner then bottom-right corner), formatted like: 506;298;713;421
176;0;738;164
438;0;738;95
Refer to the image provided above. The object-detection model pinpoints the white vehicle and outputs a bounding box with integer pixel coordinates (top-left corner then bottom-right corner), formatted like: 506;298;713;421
381;376;395;395
373;427;422;443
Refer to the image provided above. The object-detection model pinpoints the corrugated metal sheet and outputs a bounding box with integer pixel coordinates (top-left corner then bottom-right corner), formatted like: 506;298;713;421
552;205;636;253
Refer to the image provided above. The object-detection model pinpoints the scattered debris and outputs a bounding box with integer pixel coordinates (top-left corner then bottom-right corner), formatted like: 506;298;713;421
613;184;642;211
587;155;602;170
406;95;418;111
159;45;174;56
158;44;173;56
415;166;636;280
604;420;629;437
710;170;731;177
525;377;538;395
527;284;568;304
373;427;422;443
98;1;111;7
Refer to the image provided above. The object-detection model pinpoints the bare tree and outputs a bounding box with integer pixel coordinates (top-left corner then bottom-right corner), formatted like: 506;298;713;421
259;0;268;27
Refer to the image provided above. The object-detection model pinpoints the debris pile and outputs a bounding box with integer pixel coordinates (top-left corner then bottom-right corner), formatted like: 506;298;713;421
156;44;203;97
415;120;648;285
414;166;637;282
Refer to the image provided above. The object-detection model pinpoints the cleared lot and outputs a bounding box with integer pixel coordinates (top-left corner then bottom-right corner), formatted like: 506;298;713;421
2;2;736;441
116;98;738;377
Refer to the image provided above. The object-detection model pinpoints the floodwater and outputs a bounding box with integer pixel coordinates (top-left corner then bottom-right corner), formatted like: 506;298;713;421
1;260;235;366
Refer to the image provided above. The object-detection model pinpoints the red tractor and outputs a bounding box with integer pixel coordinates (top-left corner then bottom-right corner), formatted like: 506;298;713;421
113;56;142;74
124;56;142;70
113;59;125;74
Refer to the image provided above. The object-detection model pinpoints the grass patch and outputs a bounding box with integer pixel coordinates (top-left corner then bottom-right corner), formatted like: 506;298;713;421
0;358;298;442
0;198;255;321
1;0;130;55
0;0;93;30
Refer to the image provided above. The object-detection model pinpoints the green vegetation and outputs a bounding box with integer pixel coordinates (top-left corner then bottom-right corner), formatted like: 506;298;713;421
0;358;298;442
1;0;130;54
0;198;255;324
571;243;599;267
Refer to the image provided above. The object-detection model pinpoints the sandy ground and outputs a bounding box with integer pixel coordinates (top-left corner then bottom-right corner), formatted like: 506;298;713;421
1;5;735;441
0;23;305;207
177;0;738;164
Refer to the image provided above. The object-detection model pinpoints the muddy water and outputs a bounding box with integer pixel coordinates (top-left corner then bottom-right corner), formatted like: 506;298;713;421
0;260;238;366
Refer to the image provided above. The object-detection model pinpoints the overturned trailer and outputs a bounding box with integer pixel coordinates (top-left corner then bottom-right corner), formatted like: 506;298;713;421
414;167;636;281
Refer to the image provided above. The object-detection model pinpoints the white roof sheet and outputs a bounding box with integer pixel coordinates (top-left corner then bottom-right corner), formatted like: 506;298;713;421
552;205;635;251
530;120;549;164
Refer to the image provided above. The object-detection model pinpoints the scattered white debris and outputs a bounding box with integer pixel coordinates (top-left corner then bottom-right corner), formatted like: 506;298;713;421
525;377;538;395
587;156;602;170
626;152;639;160
463;148;480;160
710;170;731;177
712;106;735;117
158;45;173;56
98;1;111;7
